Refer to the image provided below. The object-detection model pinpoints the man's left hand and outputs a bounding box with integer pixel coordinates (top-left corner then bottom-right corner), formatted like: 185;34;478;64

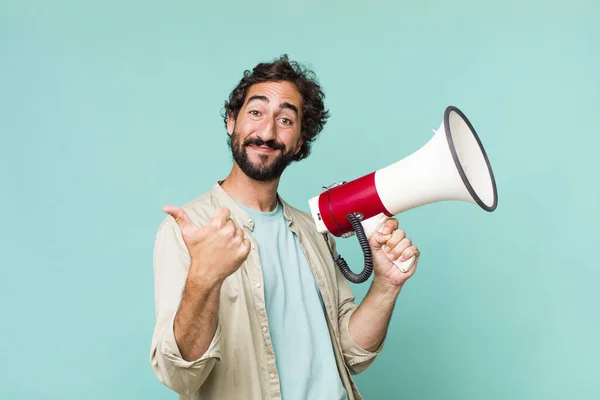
369;217;420;287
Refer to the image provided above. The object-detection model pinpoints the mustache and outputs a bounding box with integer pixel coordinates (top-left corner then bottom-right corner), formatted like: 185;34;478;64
243;137;285;151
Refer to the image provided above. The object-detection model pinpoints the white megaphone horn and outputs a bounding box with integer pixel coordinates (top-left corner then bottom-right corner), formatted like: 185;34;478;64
309;106;498;283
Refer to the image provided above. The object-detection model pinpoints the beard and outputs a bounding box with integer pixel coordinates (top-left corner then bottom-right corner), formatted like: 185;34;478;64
228;131;296;182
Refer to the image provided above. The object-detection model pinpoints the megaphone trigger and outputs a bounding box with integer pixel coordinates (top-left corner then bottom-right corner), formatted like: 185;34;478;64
360;213;416;273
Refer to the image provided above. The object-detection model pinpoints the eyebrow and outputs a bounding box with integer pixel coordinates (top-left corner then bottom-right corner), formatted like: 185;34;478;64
247;95;299;115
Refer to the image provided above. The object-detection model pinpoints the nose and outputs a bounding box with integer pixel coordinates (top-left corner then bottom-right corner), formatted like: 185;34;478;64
256;117;276;142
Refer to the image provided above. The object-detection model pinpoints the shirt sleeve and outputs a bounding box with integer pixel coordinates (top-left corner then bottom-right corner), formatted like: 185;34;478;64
329;234;387;375
149;217;222;395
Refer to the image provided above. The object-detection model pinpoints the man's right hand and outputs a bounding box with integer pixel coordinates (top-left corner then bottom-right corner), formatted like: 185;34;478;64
163;206;251;285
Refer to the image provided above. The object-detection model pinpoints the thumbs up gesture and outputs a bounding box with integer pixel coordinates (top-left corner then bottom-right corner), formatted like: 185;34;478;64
163;206;252;285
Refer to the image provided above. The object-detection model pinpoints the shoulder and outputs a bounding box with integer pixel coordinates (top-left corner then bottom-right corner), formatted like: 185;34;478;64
281;199;334;245
281;200;314;227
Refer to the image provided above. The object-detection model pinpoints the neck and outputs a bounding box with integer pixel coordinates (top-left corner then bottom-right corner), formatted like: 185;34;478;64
220;163;281;212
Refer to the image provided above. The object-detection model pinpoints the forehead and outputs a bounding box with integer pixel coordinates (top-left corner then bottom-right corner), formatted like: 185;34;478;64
244;81;302;108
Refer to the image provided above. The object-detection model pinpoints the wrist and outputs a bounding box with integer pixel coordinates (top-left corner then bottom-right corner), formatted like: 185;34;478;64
372;276;403;296
187;259;225;291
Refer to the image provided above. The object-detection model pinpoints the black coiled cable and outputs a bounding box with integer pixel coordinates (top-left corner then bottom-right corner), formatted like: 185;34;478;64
324;213;373;284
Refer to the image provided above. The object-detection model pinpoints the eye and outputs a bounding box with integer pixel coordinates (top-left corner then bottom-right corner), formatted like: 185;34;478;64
249;110;262;117
279;117;293;125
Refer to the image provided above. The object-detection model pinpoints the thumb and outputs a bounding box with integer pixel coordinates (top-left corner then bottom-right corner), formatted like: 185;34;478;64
163;205;196;236
368;231;391;251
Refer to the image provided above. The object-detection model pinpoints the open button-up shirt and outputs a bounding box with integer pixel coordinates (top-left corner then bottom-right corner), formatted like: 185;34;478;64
150;182;385;399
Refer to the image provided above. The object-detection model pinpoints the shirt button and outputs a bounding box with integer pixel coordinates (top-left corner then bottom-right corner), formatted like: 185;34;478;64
255;283;261;288
262;327;268;333
270;373;275;379
251;244;256;250
248;218;253;224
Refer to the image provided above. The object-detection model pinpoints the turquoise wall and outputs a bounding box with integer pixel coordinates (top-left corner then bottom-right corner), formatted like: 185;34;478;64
1;1;599;399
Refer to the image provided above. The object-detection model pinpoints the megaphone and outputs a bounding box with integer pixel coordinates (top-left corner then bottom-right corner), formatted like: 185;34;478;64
308;106;498;283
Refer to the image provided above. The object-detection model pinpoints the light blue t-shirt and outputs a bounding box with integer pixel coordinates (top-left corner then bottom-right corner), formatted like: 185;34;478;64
237;201;348;400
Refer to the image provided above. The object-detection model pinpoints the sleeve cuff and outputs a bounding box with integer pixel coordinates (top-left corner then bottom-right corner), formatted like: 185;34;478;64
339;308;386;367
161;314;222;368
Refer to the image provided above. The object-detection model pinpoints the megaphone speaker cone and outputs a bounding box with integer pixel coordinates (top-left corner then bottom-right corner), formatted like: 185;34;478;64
444;106;498;212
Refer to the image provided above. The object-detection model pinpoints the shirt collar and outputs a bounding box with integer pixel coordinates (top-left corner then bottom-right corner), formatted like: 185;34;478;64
210;181;294;230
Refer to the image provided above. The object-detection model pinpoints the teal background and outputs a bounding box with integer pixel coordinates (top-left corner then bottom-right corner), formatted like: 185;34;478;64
1;1;599;399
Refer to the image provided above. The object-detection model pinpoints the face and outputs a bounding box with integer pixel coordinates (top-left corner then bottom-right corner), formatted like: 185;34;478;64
227;81;304;182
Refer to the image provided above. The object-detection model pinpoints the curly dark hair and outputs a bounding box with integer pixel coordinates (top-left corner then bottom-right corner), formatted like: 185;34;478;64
222;54;330;161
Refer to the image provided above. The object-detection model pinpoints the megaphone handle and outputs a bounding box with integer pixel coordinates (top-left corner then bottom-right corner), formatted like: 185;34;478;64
389;249;416;273
361;213;416;273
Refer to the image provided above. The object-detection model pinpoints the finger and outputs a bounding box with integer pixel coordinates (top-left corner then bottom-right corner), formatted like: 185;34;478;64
380;218;399;235
382;229;406;253
211;208;231;227
230;226;245;241
234;227;245;238
239;238;252;257
369;231;393;250
163;205;196;235
224;217;237;233
386;237;412;261
398;245;420;262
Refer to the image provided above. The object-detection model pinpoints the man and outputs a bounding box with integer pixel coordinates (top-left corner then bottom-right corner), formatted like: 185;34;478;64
150;55;420;400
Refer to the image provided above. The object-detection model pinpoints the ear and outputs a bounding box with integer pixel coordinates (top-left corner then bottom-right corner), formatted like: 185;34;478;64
226;112;235;136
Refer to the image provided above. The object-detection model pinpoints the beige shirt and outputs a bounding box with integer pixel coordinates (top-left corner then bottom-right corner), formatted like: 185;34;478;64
150;182;385;399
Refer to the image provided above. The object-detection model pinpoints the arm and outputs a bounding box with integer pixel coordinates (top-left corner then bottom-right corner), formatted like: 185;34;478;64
174;270;222;361
349;218;420;351
348;278;402;352
149;219;223;396
150;207;250;395
335;218;420;373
